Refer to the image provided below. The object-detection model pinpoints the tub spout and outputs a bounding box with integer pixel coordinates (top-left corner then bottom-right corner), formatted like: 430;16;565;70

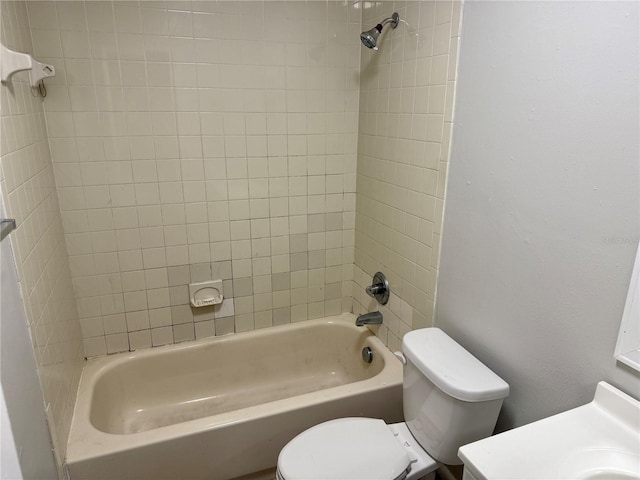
356;311;383;326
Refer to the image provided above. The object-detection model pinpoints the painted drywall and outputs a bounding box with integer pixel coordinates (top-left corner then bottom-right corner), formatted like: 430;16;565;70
1;388;23;480
437;0;639;430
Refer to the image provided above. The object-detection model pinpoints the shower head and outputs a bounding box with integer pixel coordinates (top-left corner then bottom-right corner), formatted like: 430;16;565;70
360;12;399;51
360;27;381;50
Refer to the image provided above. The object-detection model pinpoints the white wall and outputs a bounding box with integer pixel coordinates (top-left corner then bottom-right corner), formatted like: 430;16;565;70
1;388;23;480
437;0;639;430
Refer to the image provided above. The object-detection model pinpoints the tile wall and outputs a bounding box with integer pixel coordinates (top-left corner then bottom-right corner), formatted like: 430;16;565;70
0;0;84;468
353;0;462;350
28;1;362;356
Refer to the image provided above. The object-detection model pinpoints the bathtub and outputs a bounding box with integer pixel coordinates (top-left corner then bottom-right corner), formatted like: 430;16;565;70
66;313;403;480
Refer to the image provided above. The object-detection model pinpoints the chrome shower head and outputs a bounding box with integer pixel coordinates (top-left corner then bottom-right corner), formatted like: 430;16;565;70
360;12;399;51
360;26;382;50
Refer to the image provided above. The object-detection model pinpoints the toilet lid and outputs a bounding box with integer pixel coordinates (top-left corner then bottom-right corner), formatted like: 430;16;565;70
277;418;412;480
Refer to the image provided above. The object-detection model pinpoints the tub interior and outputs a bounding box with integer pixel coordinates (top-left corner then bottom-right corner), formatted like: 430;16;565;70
89;322;384;434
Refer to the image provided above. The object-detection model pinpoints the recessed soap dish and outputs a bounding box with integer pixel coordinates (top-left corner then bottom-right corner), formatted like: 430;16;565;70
189;280;223;308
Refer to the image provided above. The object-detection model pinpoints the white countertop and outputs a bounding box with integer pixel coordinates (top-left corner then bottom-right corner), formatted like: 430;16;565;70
458;382;640;480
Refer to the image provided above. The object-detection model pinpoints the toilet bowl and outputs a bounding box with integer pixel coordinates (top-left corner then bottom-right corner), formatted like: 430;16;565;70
276;328;510;480
276;418;437;480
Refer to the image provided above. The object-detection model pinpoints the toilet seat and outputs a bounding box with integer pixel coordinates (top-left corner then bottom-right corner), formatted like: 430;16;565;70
276;418;414;480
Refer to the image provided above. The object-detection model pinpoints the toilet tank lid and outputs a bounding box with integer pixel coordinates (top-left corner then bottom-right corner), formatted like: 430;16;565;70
402;328;509;402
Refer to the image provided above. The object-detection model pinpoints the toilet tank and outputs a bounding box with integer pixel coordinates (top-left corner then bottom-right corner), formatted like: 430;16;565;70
402;328;509;465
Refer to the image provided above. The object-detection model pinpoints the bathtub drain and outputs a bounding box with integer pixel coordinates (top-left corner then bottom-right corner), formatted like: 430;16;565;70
362;347;374;363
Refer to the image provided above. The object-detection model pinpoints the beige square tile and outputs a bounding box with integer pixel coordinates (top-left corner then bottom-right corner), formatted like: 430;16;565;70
84;337;107;357
254;310;272;329
273;307;291;326
308;301;324;320
233;277;253;297
126;310;150;331
253;293;272;312
149;308;172;328
195;319;216;339
173;323;195;343
128;330;152;350
270;236;289;256
290;271;308;289
164;300;190;322
234;314;254;333
212;260;233;280
147;288;170;309
124;290;148;312
244;269;268;294
106;333;130;354
214;317;234;336
151;326;173;347
290;253;308;272
291;304;308;323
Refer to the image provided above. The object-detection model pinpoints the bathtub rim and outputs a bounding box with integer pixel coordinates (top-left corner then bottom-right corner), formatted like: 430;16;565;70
66;313;402;465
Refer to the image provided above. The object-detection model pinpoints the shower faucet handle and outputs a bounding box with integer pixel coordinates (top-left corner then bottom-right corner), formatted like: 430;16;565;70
366;284;385;295
365;272;389;305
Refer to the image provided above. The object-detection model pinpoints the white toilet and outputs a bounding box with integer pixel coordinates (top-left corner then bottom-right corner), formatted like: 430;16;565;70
276;328;509;480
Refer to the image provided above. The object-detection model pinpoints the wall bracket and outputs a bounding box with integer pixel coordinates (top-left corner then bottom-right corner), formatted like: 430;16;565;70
0;219;16;241
1;44;55;88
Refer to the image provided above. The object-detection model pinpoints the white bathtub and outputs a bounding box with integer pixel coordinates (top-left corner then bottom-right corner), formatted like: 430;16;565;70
66;313;403;480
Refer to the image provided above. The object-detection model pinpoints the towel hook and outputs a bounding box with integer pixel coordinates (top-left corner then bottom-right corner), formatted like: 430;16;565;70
37;80;47;97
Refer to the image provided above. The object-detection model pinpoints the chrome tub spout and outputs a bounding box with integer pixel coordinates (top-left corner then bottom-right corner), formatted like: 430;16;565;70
356;311;383;326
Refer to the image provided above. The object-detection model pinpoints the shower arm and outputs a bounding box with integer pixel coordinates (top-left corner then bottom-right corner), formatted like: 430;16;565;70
378;12;400;31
